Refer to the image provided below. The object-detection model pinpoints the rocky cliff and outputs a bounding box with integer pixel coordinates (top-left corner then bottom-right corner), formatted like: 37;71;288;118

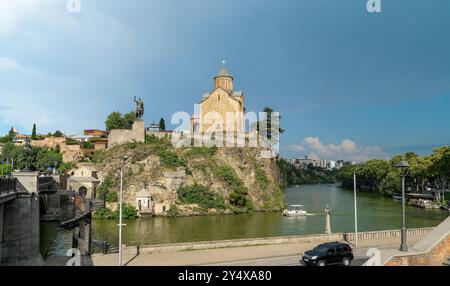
92;136;285;216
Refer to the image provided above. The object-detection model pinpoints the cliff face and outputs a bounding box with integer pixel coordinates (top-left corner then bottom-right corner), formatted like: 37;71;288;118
92;137;285;216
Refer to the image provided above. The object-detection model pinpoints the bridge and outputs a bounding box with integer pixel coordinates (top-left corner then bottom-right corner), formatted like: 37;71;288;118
0;171;92;266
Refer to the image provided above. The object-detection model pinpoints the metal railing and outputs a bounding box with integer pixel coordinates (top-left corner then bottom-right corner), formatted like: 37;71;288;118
38;176;54;189
0;177;17;196
344;227;434;242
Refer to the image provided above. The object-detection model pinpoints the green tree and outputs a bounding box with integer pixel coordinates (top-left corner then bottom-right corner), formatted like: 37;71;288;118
430;146;450;203
0;128;16;143
53;130;64;137
81;141;95;149
0;143;63;172
380;170;401;196
408;156;432;192
105;111;136;131
31;124;37;140
256;107;285;140
159;118;166;131
123;112;136;128
105;111;124;131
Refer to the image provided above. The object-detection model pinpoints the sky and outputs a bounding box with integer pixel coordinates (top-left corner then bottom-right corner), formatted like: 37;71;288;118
0;0;449;161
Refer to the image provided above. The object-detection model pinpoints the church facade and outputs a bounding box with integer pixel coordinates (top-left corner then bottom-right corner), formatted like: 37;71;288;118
191;64;246;137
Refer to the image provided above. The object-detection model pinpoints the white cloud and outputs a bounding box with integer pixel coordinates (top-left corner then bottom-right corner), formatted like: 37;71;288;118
0;57;19;71
286;144;305;152
290;137;385;162
0;0;44;34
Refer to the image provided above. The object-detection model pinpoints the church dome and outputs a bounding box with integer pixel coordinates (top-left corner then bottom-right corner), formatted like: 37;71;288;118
214;65;233;79
213;62;234;91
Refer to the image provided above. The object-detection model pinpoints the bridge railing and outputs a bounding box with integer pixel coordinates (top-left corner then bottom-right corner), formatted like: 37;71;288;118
0;177;18;196
38;176;54;189
344;227;435;242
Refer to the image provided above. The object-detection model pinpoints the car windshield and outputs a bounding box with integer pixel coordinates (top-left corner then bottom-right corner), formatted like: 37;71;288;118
312;246;329;253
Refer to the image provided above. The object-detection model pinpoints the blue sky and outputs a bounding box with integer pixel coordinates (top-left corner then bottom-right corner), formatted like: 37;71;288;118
0;0;449;161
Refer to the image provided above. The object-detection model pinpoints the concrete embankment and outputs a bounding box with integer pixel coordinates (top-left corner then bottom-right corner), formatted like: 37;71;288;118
120;227;434;255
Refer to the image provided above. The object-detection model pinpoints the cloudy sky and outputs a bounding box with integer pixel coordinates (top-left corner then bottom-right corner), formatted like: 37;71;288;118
0;0;449;161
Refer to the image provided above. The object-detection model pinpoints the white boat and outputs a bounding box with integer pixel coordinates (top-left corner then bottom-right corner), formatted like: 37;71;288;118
283;205;307;217
393;194;402;200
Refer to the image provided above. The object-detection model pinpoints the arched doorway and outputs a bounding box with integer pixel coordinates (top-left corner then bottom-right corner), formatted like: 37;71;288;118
78;186;88;198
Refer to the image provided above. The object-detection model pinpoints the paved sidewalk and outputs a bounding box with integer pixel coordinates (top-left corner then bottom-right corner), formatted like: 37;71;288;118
91;235;424;266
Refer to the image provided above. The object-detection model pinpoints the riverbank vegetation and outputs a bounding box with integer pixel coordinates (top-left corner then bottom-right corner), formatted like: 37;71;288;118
277;158;337;186
337;146;450;202
177;184;227;210
92;204;138;219
0;142;73;174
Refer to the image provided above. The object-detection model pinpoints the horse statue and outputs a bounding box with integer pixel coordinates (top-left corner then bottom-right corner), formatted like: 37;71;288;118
134;96;144;120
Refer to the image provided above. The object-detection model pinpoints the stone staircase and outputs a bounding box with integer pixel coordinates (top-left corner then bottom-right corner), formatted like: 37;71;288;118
92;199;105;211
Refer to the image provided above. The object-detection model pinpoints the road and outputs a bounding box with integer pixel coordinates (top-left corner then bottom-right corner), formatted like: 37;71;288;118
198;248;372;266
92;236;424;266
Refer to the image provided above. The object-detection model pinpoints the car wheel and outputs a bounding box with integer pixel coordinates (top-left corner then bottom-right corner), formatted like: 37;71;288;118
342;257;351;266
317;260;326;266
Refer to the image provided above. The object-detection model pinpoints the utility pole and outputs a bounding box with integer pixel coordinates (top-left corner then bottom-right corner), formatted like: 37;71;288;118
395;161;409;252
118;155;128;266
354;172;358;247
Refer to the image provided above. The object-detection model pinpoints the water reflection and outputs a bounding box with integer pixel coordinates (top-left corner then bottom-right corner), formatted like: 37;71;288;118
41;184;449;255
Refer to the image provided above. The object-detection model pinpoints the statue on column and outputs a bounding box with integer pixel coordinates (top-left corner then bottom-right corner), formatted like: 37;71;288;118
325;205;332;235
134;96;144;120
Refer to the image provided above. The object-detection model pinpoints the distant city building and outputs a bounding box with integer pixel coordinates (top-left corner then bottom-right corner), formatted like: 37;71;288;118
146;123;161;132
13;134;30;145
290;156;319;170
84;129;107;137
289;156;352;171
68;135;94;143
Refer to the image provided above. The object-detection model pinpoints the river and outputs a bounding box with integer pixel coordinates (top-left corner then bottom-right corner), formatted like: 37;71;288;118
40;184;449;257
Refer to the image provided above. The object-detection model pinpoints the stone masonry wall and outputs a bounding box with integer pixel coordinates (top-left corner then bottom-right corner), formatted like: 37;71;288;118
0;204;4;262
385;235;450;266
108;120;145;148
1;194;43;265
384;217;450;266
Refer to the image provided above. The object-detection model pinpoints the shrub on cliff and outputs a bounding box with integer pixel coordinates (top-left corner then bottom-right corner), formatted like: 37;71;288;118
92;208;114;219
114;204;138;219
183;146;217;159
106;192;118;203
177;184;227;210
93;204;138;220
217;165;250;208
255;166;269;189
159;150;185;169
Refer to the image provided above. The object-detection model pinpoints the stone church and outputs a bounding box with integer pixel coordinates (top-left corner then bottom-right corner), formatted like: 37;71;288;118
191;63;245;137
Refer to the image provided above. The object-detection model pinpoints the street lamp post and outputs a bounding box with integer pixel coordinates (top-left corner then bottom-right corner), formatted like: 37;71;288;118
395;161;409;252
118;155;128;266
353;172;358;248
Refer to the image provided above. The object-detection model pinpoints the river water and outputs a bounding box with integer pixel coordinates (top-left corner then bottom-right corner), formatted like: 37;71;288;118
40;184;449;257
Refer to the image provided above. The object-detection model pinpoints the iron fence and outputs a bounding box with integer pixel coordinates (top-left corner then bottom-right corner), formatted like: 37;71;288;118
0;177;17;196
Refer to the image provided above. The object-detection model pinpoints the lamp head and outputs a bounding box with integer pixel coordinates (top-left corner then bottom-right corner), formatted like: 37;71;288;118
394;161;409;170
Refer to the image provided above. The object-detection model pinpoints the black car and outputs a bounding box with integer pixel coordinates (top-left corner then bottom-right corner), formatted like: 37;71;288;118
301;242;353;266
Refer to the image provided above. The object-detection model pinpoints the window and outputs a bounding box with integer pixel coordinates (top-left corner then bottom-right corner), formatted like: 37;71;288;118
327;248;336;254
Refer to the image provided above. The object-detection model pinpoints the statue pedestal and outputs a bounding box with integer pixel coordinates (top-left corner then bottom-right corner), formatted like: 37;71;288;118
12;171;39;194
133;120;145;143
